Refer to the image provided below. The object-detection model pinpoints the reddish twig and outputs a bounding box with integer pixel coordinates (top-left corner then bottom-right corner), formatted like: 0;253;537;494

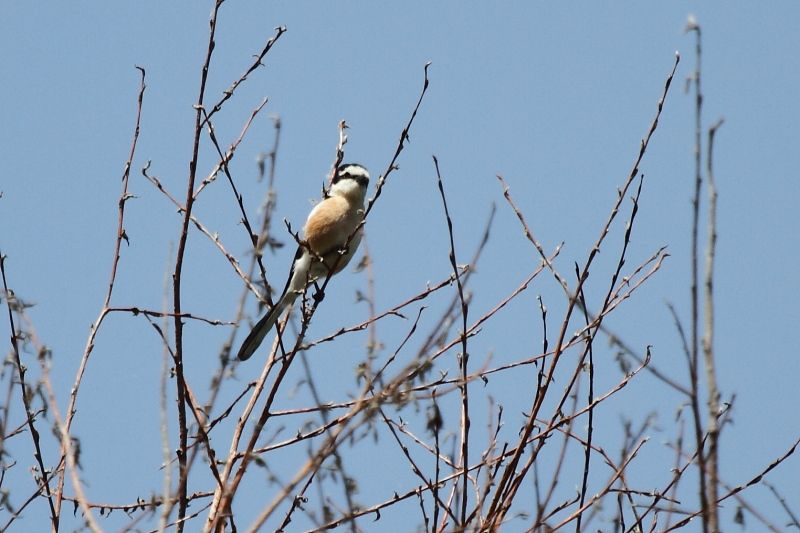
53;65;147;531
172;4;222;527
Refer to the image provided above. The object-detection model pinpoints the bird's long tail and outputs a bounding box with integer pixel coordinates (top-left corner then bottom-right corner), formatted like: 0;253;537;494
236;291;297;361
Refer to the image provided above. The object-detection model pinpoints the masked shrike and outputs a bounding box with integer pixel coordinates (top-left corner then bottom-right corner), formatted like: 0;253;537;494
237;163;370;361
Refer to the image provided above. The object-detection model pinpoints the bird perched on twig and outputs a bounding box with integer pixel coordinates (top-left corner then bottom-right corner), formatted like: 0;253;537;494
237;163;370;361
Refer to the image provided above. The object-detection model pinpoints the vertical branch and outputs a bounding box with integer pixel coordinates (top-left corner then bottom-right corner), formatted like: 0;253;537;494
429;392;443;532
0;256;59;531
574;272;595;533
170;118;282;526
158;246;174;533
533;295;548;523
172;2;223;528
703;118;724;532
685;15;711;531
431;156;470;525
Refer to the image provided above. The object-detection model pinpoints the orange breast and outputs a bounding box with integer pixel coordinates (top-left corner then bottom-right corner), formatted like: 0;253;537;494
305;196;350;255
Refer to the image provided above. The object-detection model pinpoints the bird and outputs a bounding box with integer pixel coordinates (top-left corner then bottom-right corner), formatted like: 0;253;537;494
237;163;370;361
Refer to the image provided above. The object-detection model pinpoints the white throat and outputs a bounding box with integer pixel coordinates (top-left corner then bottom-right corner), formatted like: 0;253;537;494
330;179;367;204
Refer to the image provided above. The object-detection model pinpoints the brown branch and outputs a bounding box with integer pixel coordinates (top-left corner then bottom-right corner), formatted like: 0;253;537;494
53;65;148;531
59;490;213;514
311;351;652;532
200;25;286;127
361;62;431;224
172;3;222;527
107;306;232;326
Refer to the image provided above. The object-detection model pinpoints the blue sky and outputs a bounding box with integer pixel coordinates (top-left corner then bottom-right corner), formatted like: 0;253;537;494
1;3;798;531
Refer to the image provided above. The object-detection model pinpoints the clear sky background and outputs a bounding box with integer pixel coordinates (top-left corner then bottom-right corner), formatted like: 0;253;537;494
1;3;798;531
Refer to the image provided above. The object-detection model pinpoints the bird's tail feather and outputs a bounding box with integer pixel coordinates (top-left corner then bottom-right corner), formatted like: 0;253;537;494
236;292;297;361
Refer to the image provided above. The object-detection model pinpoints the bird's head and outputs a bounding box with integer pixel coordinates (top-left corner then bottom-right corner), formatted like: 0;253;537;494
330;163;370;201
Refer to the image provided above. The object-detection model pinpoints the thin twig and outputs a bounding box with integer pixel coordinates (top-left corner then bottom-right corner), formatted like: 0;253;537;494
54;65;147;531
574;277;594;533
662;437;800;532
432;156;471;526
486;53;679;527
200;25;286;127
764;481;800;529
1;256;60;529
173;4;222;527
685;15;711;531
